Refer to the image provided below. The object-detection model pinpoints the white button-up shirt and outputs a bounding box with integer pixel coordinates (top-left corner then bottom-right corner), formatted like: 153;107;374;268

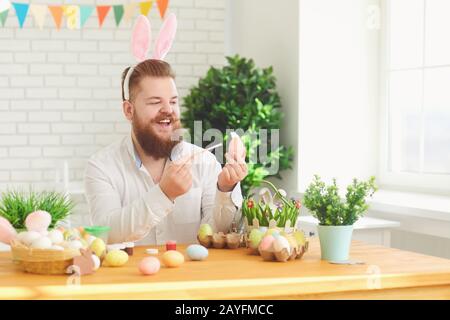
84;135;243;245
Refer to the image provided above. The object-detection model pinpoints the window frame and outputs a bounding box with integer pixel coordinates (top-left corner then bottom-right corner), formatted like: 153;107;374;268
378;0;450;195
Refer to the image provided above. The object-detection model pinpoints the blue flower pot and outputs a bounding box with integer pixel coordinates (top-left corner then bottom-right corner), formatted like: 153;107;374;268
317;225;353;261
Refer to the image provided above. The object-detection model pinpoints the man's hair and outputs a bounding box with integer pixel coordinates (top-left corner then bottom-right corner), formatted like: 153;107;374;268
121;59;176;102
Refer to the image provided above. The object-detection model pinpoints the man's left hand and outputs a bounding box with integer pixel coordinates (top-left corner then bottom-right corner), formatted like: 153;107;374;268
217;153;248;192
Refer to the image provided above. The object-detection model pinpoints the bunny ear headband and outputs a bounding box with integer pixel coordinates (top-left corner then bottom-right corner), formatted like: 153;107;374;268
123;13;177;101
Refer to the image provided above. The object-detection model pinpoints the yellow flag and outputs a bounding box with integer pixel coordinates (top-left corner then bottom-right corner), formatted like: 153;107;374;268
139;1;153;16
63;5;79;30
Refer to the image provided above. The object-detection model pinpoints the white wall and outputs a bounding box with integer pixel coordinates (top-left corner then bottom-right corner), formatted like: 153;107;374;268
298;0;380;192
0;0;227;190
226;0;300;194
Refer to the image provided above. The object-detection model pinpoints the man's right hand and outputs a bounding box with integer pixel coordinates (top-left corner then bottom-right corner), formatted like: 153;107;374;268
159;155;193;202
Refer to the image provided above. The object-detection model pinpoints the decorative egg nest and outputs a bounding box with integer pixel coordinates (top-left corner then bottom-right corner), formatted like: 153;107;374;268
197;232;242;249
10;239;81;275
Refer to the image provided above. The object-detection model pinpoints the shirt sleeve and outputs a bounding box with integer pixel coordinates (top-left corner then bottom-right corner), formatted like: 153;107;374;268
84;159;174;243
200;159;243;232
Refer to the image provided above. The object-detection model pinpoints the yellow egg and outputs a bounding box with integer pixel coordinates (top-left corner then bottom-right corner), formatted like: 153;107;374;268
162;250;185;268
90;238;106;257
104;250;128;267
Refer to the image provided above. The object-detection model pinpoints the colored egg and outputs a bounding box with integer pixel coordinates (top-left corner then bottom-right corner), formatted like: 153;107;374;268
265;228;280;236
248;229;264;249
25;210;51;233
186;244;208;261
20;231;42;246
90;238;106;257
259;235;275;251
139;257;161;275
67;240;83;250
48;229;64;244
197;223;213;241
258;227;268;234
91;254;101;270
162;250;185;268
104;250;129;267
273;235;291;253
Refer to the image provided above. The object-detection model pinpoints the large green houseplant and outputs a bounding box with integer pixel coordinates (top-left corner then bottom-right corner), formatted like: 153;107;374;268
303;175;377;261
182;55;294;196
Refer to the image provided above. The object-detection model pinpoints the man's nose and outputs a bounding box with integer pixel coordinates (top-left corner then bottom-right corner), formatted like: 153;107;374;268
160;101;173;114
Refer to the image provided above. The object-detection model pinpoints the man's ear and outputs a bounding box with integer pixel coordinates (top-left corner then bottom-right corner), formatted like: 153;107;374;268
122;100;134;122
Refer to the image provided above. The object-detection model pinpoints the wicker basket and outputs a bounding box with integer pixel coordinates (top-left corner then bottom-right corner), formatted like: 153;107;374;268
10;240;81;275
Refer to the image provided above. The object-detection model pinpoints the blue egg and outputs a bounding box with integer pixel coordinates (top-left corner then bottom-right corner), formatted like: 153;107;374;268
186;244;209;261
258;227;268;233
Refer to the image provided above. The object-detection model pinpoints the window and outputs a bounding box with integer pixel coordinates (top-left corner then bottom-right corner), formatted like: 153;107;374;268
380;0;450;193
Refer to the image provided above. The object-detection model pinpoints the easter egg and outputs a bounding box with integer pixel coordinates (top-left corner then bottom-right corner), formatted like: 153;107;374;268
25;210;51;233
248;229;264;249
30;236;52;249
293;230;306;246
84;234;97;246
104;250;129;267
90;238;106;257
67;240;83;250
265;228;279;237
197;224;213;241
259;235;275;251
48;229;64;244
20;231;42;246
162;250;185;268
91;254;101;270
273;235;291;253
186;244;208;261
139;257;161;275
258;226;268;234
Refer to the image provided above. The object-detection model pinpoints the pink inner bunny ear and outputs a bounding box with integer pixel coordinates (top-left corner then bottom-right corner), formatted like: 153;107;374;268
131;15;152;62
152;13;177;60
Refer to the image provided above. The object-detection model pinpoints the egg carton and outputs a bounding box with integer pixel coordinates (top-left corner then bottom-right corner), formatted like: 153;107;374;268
258;242;308;262
197;232;242;249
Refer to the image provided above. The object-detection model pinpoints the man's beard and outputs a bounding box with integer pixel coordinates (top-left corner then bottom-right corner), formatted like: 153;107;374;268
132;113;182;160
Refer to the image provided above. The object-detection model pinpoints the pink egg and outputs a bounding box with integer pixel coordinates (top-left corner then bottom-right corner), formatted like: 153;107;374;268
259;235;275;251
139;257;161;275
25;211;51;232
0;217;17;245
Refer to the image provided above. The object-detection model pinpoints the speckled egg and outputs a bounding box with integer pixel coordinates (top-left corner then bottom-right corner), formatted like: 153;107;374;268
273;235;291;253
162;250;185;268
186;244;208;261
139;257;161;275
259;235;275;251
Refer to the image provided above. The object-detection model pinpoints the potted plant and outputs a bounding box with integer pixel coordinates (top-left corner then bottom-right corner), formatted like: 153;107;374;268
0;189;74;230
182;55;294;196
303;175;377;261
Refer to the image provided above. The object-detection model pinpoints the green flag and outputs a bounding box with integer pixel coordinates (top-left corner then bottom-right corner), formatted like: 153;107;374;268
0;9;8;27
113;5;124;27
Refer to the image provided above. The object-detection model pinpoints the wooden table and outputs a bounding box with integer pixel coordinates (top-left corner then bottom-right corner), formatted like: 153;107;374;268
0;239;449;299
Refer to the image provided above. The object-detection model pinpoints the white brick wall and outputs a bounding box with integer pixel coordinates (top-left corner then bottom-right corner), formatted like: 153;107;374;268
0;0;226;191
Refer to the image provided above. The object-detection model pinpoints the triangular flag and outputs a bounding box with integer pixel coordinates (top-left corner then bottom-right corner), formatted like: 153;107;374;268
113;5;124;27
96;5;111;27
48;5;63;30
123;3;136;23
63;5;79;30
0;8;8;27
30;4;47;30
156;0;169;19
79;5;94;28
139;1;153;16
12;2;29;28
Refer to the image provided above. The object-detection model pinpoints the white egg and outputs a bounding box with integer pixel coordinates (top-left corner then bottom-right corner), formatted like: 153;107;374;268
91;254;100;270
273;235;291;254
50;245;64;251
30;237;52;249
21;231;42;246
67;240;83;249
48;230;64;244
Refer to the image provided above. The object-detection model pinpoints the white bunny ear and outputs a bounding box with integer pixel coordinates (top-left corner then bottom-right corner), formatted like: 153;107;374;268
152;13;177;60
131;15;152;62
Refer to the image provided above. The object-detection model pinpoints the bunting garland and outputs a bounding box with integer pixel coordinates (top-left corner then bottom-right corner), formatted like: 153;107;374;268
0;1;169;29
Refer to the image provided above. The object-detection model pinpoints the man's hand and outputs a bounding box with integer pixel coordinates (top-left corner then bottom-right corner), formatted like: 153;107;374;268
217;153;248;192
159;155;192;201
